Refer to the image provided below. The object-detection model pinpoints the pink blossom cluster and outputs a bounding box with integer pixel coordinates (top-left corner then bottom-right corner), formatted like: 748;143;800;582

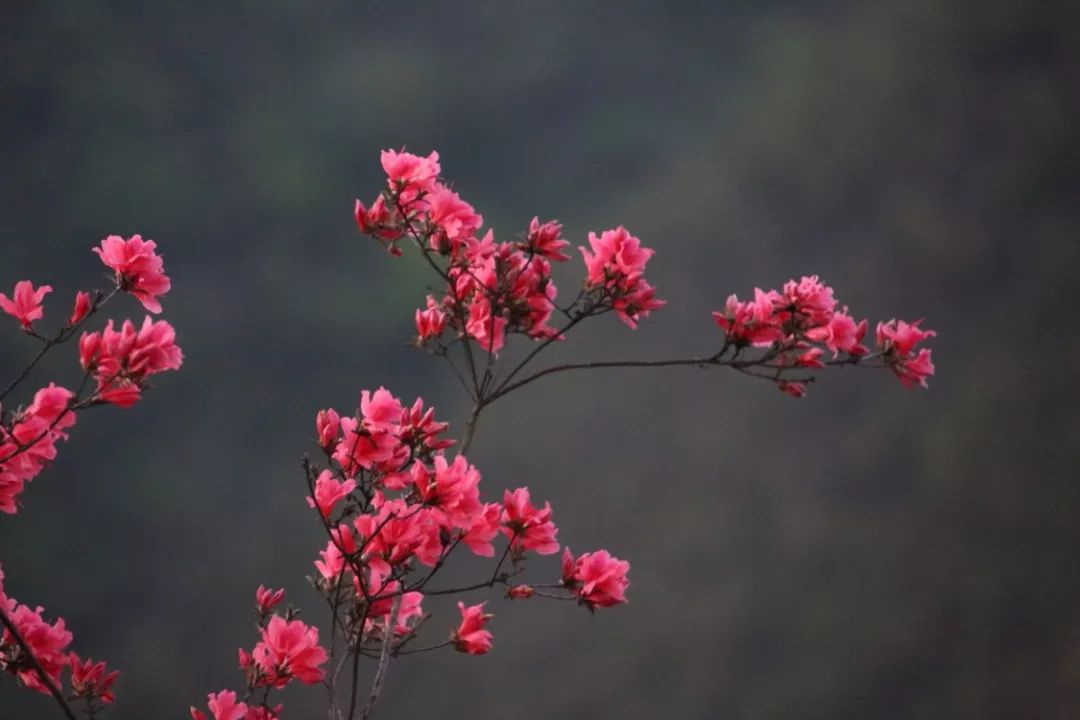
79;317;184;407
0;237;182;514
579;226;666;328
192;590;325;720
0;384;76;514
308;387;623;651
712;275;935;396
0;564;117;707
876;319;937;388
191;689;281;720
355;149;665;355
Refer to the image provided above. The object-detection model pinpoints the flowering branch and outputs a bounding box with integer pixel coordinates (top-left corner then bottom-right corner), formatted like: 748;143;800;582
1;234;178;715
179;147;938;720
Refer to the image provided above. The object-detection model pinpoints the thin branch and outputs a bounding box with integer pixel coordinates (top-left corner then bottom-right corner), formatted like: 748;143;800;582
357;596;401;720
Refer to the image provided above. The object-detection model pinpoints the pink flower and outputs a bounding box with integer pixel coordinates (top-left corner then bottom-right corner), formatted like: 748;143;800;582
314;536;346;583
805;309;868;356
465;297;507;354
0;383;77;512
0;601;73;694
613;278;666;329
562;548;630;609
69;653;119;705
876;318;936;357
778;275;836;326
796;347;826;369
192;690;247;720
0;280;52;330
315;408;341;451
361;387;404;433
252;616;327;688
876;319;937;388
354;196;404;249
712;290;783;347
255;585;285;614
0;472;23;515
507;584;534;600
92;235;171;313
462;502;501;557
399;397;453;451
381;148;440;198
501;487;559;555
778;381;808;398
412;455;482;529
306;470;356;518
425;183;483;256
333;417;402;475
69;291;92;326
452;601;493;655
579;227;664;327
579;226;653;286
415;295;448;341
524;217;570;261
362;571;425;637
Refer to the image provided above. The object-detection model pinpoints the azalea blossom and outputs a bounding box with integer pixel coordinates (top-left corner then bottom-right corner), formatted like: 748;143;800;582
0;281;52;330
306;470;356;518
68;291;92;326
501;487;559;555
561;548;631;609
92;235;171;313
451;602;493;655
252;616;327;688
254;585;285;615
80;317;184;407
69;653;119;705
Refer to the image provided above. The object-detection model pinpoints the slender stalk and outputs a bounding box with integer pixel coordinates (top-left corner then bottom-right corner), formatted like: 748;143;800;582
459;403;483;456
357;596;401;720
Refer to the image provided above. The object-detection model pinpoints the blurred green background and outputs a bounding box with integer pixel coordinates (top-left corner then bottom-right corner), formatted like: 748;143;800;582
2;1;1079;718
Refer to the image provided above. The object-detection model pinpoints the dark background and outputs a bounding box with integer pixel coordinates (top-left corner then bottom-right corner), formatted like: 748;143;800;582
2;2;1079;718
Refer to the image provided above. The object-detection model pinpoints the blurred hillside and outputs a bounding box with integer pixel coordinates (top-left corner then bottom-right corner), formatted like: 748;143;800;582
2;1;1079;718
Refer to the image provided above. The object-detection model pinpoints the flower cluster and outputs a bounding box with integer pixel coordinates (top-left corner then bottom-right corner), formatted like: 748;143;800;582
0;565;117;707
191;689;282;720
193;589;325;720
0;238;183;517
79;317;184;407
876;319;937;388
579;227;666;328
355;149;665;355
712;275;935;396
305;386;620;656
246;615;328;688
0;384;76;514
69;654;119;707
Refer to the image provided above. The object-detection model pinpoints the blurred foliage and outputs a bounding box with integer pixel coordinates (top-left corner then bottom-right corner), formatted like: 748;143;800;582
1;1;1078;718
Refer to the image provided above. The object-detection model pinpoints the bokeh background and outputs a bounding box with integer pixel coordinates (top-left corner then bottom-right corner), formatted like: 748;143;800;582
2;1;1078;718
